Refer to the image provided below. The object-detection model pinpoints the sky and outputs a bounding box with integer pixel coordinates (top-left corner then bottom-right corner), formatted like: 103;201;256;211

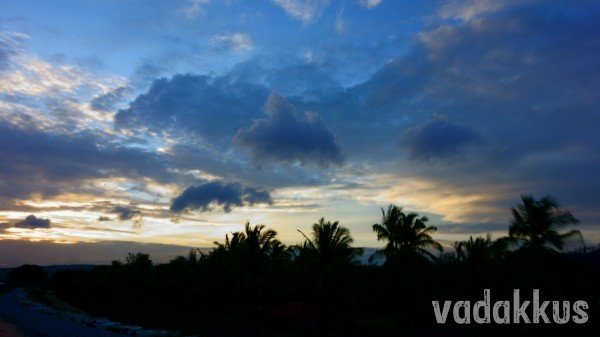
1;0;600;266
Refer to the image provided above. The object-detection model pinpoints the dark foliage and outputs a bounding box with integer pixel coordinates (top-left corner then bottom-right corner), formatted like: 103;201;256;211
44;196;599;336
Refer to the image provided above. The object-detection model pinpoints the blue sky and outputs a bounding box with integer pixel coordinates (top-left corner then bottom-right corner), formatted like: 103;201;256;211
1;0;599;265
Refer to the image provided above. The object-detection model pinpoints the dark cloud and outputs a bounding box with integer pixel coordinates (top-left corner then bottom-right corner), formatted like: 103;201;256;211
14;215;51;229
0;121;173;207
90;86;129;112
170;181;272;213
400;114;480;160
115;74;269;144
358;0;600;232
309;1;600;213
111;206;141;221
113;69;347;193
98;216;111;222
235;93;344;167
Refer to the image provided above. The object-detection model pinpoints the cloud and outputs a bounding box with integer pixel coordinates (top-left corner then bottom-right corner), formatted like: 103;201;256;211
180;0;211;19
235;93;344;167
170;181;272;213
111;205;142;221
335;6;346;34
112;71;343;192
14;215;51;229
438;0;515;21
0;32;126;135
0;222;10;235
90;86;129;112
229;58;344;100
354;0;600;228
0;31;27;70
359;0;383;9
2;0;600;243
211;33;253;53
399;115;480;160
0;57;86;97
0;121;173;206
271;0;331;22
98;216;111;222
115;74;269;145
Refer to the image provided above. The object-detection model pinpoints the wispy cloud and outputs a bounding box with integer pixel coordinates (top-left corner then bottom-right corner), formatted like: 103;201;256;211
211;33;254;53
438;0;516;21
359;0;383;10
0;31;28;70
180;0;211;19
271;0;331;22
335;5;346;34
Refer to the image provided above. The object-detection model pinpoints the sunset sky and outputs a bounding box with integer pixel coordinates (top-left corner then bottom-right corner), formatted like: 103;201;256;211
1;0;599;266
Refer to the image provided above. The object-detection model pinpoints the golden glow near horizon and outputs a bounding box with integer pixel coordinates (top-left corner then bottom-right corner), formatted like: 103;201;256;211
1;172;524;248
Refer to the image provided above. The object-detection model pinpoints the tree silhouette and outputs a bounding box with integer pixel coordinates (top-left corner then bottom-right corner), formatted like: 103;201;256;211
213;221;288;261
208;222;290;305
296;218;362;320
125;252;153;269
509;194;581;252
298;217;363;268
454;234;510;265
371;204;442;265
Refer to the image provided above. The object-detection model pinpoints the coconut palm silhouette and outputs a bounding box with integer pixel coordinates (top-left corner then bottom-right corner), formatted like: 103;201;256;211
509;194;581;252
371;204;442;265
454;234;510;265
296;218;362;322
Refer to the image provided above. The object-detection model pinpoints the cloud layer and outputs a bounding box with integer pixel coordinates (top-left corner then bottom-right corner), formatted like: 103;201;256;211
0;121;171;207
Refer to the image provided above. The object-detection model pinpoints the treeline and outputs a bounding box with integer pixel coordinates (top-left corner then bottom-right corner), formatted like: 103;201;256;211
35;195;600;335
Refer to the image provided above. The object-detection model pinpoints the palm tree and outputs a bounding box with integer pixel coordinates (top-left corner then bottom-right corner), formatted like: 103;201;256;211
297;218;362;317
454;234;509;265
208;222;289;304
509;194;581;252
371;204;443;265
298;217;363;267
214;221;284;258
242;221;282;257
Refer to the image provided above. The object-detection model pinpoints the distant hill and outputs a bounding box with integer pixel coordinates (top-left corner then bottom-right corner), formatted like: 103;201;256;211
0;264;98;281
